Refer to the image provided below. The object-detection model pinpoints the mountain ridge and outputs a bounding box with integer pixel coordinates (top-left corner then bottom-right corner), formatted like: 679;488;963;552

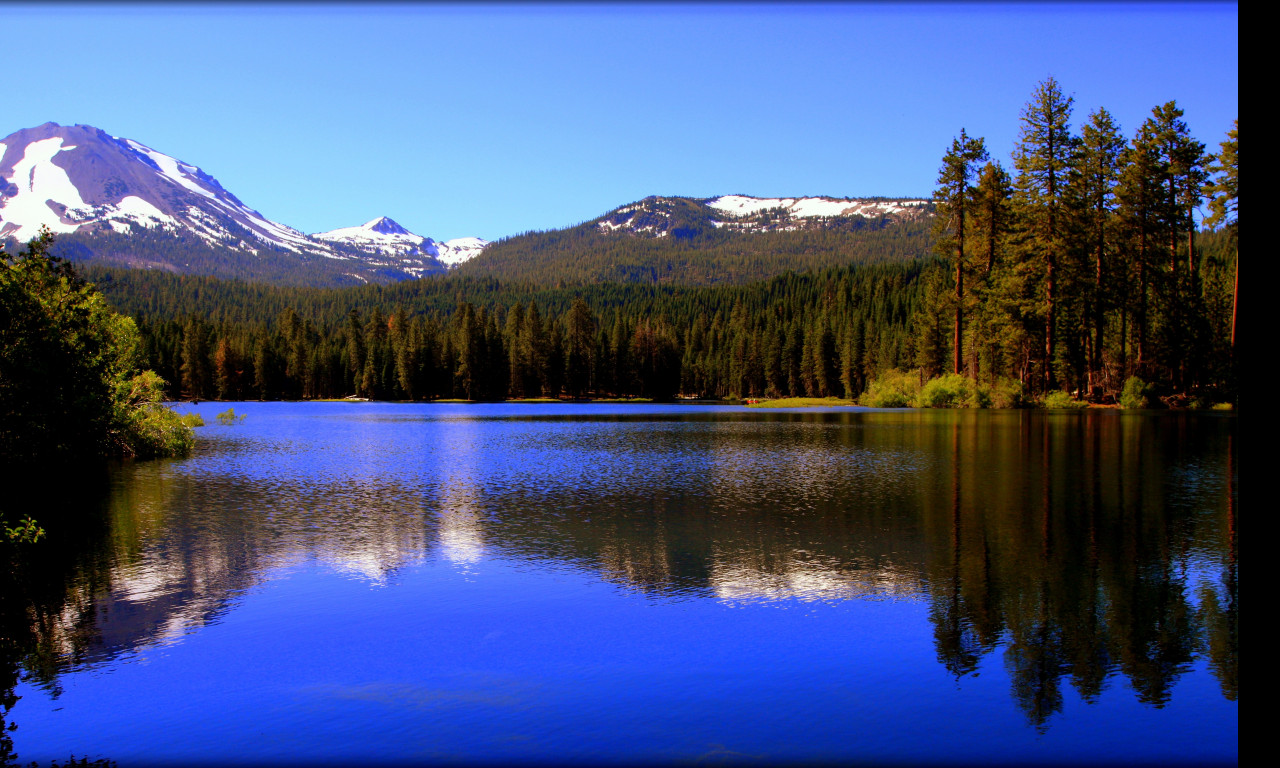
3;122;934;287
0;122;479;284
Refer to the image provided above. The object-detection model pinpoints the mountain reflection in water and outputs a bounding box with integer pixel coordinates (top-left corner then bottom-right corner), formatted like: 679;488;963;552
1;405;1236;763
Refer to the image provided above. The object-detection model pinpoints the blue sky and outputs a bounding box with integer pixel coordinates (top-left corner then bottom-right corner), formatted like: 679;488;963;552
9;2;1237;241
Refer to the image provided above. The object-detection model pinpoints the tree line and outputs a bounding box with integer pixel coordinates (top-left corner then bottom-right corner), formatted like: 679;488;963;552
927;78;1238;398
132;263;924;402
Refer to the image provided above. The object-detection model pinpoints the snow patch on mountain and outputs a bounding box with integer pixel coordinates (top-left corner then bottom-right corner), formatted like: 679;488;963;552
590;194;930;239
436;237;489;267
315;217;427;248
707;195;927;219
114;196;174;227
2;137;87;239
314;218;488;269
126;139;216;200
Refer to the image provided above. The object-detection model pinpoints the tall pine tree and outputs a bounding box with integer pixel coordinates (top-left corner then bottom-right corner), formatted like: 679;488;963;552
1013;77;1078;392
934;129;989;375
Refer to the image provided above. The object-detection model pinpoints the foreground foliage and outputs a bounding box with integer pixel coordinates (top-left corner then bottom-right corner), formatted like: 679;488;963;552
1;230;193;542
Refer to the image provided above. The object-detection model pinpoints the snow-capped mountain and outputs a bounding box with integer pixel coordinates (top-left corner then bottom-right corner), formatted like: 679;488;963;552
313;217;489;272
593;195;930;238
434;237;490;268
0;123;488;284
2;122;930;288
705;194;930;226
1;122;319;250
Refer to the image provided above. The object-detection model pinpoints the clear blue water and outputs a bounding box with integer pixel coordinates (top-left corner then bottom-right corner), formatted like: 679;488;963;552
3;404;1238;765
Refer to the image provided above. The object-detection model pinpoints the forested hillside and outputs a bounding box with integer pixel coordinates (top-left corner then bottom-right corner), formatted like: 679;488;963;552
87;223;1233;405
35;227;436;287
99;261;925;402
455;197;933;285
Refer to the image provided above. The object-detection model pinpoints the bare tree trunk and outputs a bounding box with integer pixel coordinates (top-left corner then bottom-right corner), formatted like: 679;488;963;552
1091;231;1104;397
955;257;963;376
1046;255;1056;392
1231;246;1238;356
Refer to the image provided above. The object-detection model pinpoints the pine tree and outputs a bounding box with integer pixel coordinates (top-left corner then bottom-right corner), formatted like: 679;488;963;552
972;161;1013;278
1116;119;1165;377
610;314;633;397
1074;108;1125;395
391;305;415;400
344;309;365;394
524;302;547;398
180;316;211;400
565;298;596;399
934;128;989;375
1151;101;1211;388
1204;119;1238;359
505;302;526;398
453;303;483;400
1013;77;1078;391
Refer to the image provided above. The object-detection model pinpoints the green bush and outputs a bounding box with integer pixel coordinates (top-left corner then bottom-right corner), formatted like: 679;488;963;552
113;371;195;458
2;229;192;463
1119;376;1152;409
990;378;1027;409
1041;390;1088;409
2;513;43;543
179;412;205;427
914;373;995;408
216;407;246;425
859;369;922;408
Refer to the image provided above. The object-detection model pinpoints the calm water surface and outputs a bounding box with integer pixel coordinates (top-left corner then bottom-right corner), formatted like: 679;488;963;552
2;404;1237;765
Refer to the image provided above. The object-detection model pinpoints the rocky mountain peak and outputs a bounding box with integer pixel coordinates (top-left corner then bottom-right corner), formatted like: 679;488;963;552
363;217;411;236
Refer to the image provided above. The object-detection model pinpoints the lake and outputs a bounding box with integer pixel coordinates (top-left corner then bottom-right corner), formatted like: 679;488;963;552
1;403;1237;766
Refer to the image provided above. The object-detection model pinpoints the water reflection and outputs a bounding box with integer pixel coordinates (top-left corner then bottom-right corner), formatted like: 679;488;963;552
1;406;1237;749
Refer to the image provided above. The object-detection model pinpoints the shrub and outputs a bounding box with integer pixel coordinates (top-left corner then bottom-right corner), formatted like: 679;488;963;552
2;513;44;543
914;373;992;408
859;369;922;408
179;412;205;427
1041;390;1087;409
1119;376;1152;409
3;228;192;463
990;378;1027;409
217;407;246;425
114;371;195;458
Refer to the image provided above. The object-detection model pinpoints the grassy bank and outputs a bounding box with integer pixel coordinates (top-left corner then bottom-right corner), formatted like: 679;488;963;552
747;397;858;408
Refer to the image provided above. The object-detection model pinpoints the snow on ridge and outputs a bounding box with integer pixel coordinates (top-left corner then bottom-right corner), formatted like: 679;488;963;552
238;210;313;250
120;135;312;251
312;220;487;268
708;195;797;217
113;196;174;227
707;194;927;220
597;217;632;232
314;218;427;246
436;237;488;267
124;138;216;201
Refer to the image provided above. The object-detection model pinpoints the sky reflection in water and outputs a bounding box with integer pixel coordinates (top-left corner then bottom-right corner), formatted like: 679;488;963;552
4;404;1237;765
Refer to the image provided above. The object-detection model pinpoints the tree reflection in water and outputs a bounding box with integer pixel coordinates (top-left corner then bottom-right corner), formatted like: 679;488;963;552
0;408;1238;758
